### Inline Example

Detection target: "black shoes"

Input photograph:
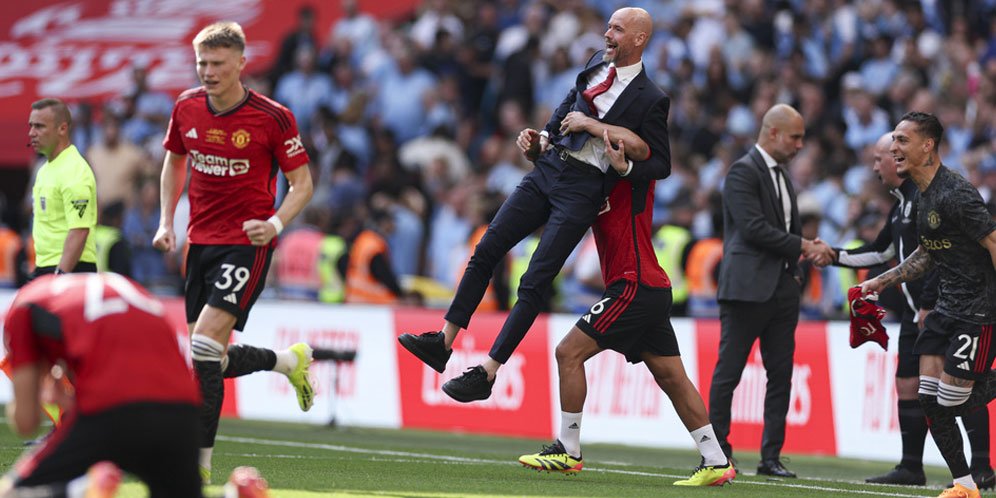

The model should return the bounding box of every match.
[442,365,495,402]
[974,467,996,490]
[398,331,451,373]
[757,458,796,478]
[865,465,926,486]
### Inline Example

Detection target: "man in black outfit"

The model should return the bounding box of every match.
[860,112,996,498]
[398,7,671,402]
[830,132,993,487]
[709,104,833,478]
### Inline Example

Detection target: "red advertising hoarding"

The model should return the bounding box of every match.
[0,0,416,167]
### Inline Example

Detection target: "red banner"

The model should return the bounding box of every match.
[696,320,837,456]
[0,0,416,167]
[395,309,554,439]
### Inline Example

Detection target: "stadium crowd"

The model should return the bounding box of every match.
[2,0,995,321]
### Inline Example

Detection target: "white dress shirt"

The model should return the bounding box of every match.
[755,144,791,231]
[540,60,642,174]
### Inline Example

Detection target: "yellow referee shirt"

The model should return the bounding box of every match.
[32,145,97,267]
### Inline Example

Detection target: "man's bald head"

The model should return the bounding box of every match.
[760,104,802,135]
[872,131,901,188]
[604,7,653,66]
[616,7,653,36]
[757,104,805,164]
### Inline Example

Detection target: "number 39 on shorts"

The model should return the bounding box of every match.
[215,263,250,292]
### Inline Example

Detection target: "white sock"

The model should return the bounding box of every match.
[199,447,214,471]
[66,474,89,498]
[953,475,976,489]
[690,424,727,466]
[273,348,298,375]
[559,411,583,458]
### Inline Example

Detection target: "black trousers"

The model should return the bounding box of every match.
[445,150,606,363]
[31,262,97,280]
[709,271,800,461]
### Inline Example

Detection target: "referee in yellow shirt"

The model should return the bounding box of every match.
[28,98,97,278]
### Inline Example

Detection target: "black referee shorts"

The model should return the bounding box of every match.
[575,279,679,363]
[185,244,273,331]
[12,402,202,498]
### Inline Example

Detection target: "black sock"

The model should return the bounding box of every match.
[898,399,927,470]
[963,405,991,471]
[920,394,971,478]
[194,359,224,448]
[224,344,277,378]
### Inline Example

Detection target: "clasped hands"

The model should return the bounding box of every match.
[802,238,835,267]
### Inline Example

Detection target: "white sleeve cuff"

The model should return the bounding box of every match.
[619,159,634,177]
[539,130,549,138]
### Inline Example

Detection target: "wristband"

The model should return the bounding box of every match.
[267,215,284,235]
[619,159,634,177]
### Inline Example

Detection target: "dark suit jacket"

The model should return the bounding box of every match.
[542,51,671,183]
[718,146,803,303]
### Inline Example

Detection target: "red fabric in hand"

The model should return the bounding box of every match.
[848,286,889,350]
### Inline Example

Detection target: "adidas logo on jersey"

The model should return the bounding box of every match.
[223,293,237,304]
[958,361,971,371]
[186,128,199,139]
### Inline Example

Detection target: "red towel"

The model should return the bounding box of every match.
[848,286,889,350]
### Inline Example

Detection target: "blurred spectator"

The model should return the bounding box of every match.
[498,35,539,118]
[409,0,464,51]
[93,200,132,277]
[87,112,153,208]
[271,5,320,87]
[342,207,412,304]
[371,43,437,144]
[122,178,167,286]
[274,46,334,134]
[329,0,380,63]
[273,205,344,302]
[119,65,173,148]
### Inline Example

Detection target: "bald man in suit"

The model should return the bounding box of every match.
[709,104,832,477]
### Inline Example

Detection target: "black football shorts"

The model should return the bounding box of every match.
[185,244,273,331]
[576,279,679,363]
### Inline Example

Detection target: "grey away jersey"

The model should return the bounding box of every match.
[916,166,996,324]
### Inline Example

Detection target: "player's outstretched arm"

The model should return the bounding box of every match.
[152,152,188,252]
[860,245,934,295]
[243,165,313,246]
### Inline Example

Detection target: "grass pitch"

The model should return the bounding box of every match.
[0,417,963,497]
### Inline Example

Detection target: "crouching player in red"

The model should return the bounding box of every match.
[0,273,203,498]
[518,131,735,486]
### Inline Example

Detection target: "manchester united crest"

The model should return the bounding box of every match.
[927,210,941,229]
[232,129,251,149]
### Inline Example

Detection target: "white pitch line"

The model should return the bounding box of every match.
[215,435,931,498]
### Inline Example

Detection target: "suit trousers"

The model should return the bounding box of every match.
[445,151,606,363]
[709,271,800,461]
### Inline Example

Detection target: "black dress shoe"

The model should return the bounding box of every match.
[973,466,996,490]
[398,331,451,373]
[441,365,495,402]
[757,459,796,478]
[865,465,926,485]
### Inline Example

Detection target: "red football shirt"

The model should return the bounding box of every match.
[3,274,199,414]
[593,179,671,288]
[164,87,310,245]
